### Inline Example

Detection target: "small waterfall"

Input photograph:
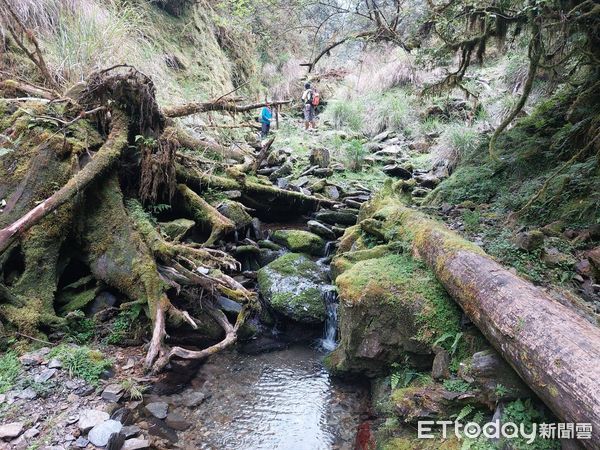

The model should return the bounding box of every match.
[320,286,338,351]
[317,241,337,266]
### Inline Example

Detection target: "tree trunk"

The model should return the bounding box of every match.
[397,206,600,446]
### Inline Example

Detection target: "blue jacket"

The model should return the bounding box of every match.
[260,107,272,124]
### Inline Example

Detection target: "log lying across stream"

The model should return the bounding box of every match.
[395,205,600,446]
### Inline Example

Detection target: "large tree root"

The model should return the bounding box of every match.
[150,301,249,373]
[176,184,235,246]
[0,110,128,254]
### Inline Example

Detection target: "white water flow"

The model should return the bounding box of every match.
[320,286,338,351]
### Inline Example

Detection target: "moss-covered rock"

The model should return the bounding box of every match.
[329,253,462,375]
[159,218,195,241]
[216,200,253,229]
[271,229,325,256]
[257,253,327,324]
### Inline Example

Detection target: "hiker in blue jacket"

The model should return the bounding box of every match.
[259,102,273,139]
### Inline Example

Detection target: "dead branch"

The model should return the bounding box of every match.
[163,99,291,118]
[252,136,276,172]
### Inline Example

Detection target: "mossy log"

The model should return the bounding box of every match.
[390,203,600,446]
[176,164,337,218]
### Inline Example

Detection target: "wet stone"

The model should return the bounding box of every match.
[165,412,191,431]
[106,432,126,450]
[121,425,141,438]
[148,418,178,443]
[181,391,206,408]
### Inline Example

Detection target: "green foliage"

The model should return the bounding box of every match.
[342,139,367,171]
[494,383,509,398]
[443,378,472,393]
[0,352,21,394]
[105,306,142,345]
[455,404,475,422]
[370,89,415,135]
[461,210,481,233]
[65,312,96,344]
[500,399,560,449]
[433,331,463,356]
[390,364,430,389]
[49,345,111,385]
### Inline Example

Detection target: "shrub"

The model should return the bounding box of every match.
[104,306,142,345]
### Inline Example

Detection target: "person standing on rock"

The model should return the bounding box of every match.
[302,82,319,130]
[259,102,273,139]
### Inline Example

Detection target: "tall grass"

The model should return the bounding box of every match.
[432,124,481,170]
[324,99,364,131]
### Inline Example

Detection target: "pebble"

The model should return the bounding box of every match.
[74,437,89,448]
[88,420,123,447]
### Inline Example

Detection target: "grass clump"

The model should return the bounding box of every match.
[0,352,21,394]
[49,344,111,385]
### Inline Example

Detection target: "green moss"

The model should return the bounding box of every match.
[337,254,461,347]
[271,229,325,256]
[257,253,327,324]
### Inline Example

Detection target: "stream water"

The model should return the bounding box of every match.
[173,345,369,449]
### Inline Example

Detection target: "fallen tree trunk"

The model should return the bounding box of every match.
[0,110,128,255]
[395,205,600,446]
[163,99,291,118]
[176,164,338,218]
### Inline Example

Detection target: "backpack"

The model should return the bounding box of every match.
[311,90,320,106]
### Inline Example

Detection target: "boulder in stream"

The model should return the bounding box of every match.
[257,253,327,324]
[327,253,462,375]
[271,229,325,256]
